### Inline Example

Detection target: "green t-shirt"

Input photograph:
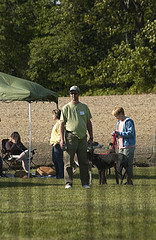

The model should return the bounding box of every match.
[60,102,92,139]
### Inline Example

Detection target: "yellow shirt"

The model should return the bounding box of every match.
[50,120,61,146]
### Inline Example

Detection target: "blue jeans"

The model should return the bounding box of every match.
[52,144,64,178]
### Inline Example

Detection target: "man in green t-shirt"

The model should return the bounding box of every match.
[60,86,93,189]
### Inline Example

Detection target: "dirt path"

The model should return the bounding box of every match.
[0,94,156,164]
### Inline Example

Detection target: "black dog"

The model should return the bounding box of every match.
[73,142,103,182]
[87,147,133,185]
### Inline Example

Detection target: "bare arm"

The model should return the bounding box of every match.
[60,120,65,149]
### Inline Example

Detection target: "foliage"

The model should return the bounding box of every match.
[0,0,155,95]
[0,0,35,77]
[94,41,155,94]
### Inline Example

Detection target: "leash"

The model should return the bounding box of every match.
[90,134,117,156]
[98,133,117,155]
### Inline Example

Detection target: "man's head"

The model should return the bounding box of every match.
[69,86,80,103]
[69,86,80,93]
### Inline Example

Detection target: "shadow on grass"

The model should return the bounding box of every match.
[0,181,63,188]
[90,173,156,180]
[106,174,156,180]
[73,171,156,180]
[0,209,35,214]
[133,175,156,180]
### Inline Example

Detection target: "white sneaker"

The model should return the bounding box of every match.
[82,185,90,189]
[65,184,72,189]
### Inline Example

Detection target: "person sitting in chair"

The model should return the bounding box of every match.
[5,132,29,173]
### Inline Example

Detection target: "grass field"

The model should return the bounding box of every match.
[0,167,156,240]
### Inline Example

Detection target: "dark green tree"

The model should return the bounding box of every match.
[91,0,156,94]
[27,0,97,94]
[0,0,35,78]
[0,0,155,94]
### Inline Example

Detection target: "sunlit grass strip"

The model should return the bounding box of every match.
[0,167,156,240]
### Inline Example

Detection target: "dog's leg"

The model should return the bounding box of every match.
[114,166,119,184]
[102,170,107,184]
[89,170,92,185]
[121,168,127,184]
[89,169,92,185]
[104,170,107,184]
[105,168,111,176]
[88,161,92,185]
[99,170,102,184]
[121,173,124,184]
[101,170,104,184]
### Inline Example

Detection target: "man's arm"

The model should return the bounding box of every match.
[87,119,93,142]
[60,120,65,149]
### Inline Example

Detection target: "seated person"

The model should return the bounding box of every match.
[5,132,29,173]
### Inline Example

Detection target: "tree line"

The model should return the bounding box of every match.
[0,0,155,96]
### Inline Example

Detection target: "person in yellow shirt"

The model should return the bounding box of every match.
[50,109,64,178]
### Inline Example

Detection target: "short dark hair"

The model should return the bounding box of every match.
[52,109,61,119]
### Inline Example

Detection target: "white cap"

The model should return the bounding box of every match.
[69,86,80,92]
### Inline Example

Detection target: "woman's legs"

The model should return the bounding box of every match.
[17,150,29,173]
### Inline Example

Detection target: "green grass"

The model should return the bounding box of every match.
[0,167,156,240]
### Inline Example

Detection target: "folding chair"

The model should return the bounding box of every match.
[1,139,36,173]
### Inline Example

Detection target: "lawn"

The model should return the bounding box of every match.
[0,167,156,240]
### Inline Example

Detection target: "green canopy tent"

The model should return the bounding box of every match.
[0,72,58,177]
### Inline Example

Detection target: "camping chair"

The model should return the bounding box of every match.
[1,139,36,173]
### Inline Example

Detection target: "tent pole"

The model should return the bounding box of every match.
[28,102,31,178]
